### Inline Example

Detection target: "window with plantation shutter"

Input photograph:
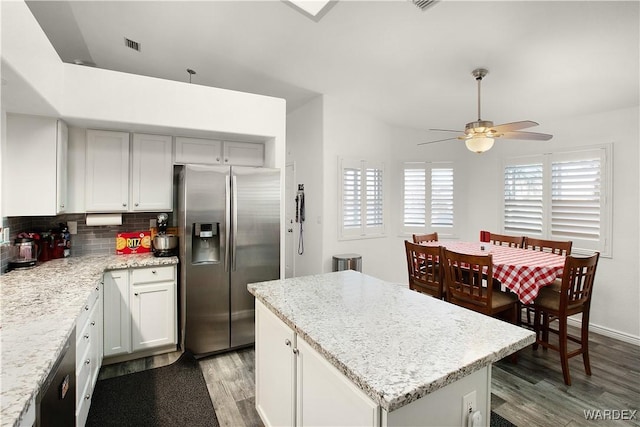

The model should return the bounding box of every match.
[339,158,385,238]
[502,146,610,256]
[503,162,544,235]
[402,162,455,235]
[551,155,602,242]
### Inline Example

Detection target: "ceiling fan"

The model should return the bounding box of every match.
[419,68,553,153]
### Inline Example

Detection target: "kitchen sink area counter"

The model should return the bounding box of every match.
[249,270,536,425]
[0,253,178,427]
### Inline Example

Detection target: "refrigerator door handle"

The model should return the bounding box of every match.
[225,174,231,272]
[232,174,238,271]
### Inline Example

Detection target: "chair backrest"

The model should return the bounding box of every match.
[489,233,524,248]
[523,237,572,256]
[412,232,438,244]
[404,241,443,298]
[559,252,600,313]
[441,248,493,313]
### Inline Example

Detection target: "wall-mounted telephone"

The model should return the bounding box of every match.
[295,184,305,254]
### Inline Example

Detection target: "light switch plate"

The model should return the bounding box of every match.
[68,221,78,235]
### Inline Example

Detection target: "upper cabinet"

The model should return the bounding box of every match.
[85,130,130,212]
[85,131,173,212]
[3,114,68,216]
[131,134,173,211]
[175,137,264,167]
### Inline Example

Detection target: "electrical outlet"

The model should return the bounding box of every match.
[462,391,476,426]
[68,221,78,235]
[150,219,157,228]
[3,227,10,243]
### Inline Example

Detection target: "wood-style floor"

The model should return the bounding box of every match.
[99,326,639,427]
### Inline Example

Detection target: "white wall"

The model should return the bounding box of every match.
[286,96,324,276]
[320,96,398,281]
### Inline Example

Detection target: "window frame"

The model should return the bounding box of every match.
[338,157,386,240]
[401,161,457,238]
[501,144,612,257]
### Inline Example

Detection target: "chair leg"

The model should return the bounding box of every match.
[559,317,571,386]
[542,313,550,349]
[532,307,540,351]
[582,312,592,376]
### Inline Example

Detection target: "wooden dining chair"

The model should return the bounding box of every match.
[412,232,438,244]
[441,248,518,322]
[523,237,572,256]
[489,233,524,248]
[532,252,600,386]
[404,241,444,299]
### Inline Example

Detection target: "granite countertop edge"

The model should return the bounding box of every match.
[0,253,179,427]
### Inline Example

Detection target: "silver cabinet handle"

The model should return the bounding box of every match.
[285,339,291,347]
[151,270,157,274]
[84,334,89,339]
[225,158,229,163]
[216,157,220,162]
[292,348,299,355]
[84,305,89,311]
[134,293,139,296]
[91,321,96,326]
[85,359,90,365]
[60,204,65,208]
[85,394,90,400]
[95,285,100,291]
[122,203,127,207]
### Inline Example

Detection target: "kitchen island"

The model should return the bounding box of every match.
[249,270,535,426]
[0,253,178,427]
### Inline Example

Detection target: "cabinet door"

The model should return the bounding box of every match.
[3,114,60,216]
[130,281,176,352]
[56,120,69,213]
[255,301,295,427]
[103,271,131,357]
[296,337,379,427]
[174,137,222,164]
[223,141,264,166]
[131,134,173,211]
[85,130,130,212]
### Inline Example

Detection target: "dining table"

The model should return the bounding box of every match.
[421,241,566,304]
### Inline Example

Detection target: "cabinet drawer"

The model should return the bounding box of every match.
[77,281,101,330]
[76,377,92,427]
[76,346,93,408]
[131,265,174,284]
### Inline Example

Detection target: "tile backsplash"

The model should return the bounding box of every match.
[1,213,173,274]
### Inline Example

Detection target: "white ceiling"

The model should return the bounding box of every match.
[25,1,639,137]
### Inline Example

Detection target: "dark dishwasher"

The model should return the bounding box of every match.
[36,327,76,426]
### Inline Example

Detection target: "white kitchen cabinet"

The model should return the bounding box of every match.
[85,130,130,212]
[130,266,177,351]
[256,300,296,427]
[255,301,378,427]
[76,280,103,427]
[174,136,264,166]
[131,133,173,211]
[174,136,222,164]
[222,141,264,166]
[3,114,68,216]
[103,270,131,357]
[103,265,177,361]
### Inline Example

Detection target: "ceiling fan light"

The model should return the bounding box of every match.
[465,137,494,153]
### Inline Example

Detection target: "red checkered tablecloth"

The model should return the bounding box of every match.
[422,241,565,304]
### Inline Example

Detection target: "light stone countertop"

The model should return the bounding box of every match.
[248,270,536,413]
[0,253,178,427]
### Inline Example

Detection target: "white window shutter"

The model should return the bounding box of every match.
[342,166,362,230]
[431,168,454,227]
[365,167,383,228]
[503,163,544,235]
[403,168,426,227]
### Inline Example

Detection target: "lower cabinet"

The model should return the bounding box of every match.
[255,300,379,427]
[103,265,177,359]
[76,280,103,427]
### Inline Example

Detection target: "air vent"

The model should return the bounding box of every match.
[411,0,438,11]
[124,38,141,52]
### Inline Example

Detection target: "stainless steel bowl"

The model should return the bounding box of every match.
[153,234,178,250]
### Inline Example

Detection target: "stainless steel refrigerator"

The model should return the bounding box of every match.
[178,164,280,356]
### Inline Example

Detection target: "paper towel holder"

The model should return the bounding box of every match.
[85,213,123,226]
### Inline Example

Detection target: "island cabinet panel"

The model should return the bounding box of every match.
[296,337,379,427]
[255,301,378,427]
[255,301,296,427]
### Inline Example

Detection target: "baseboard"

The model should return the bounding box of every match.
[567,317,640,346]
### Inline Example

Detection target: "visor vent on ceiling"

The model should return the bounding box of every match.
[411,0,438,11]
[124,38,141,52]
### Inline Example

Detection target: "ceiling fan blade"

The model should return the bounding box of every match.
[500,131,553,141]
[429,128,464,133]
[418,137,459,146]
[491,120,539,133]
